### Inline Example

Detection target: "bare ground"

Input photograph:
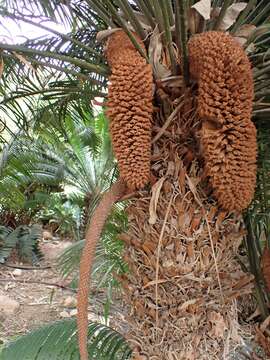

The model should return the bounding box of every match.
[0,241,77,343]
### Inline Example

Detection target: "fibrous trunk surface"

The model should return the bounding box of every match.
[119,99,253,359]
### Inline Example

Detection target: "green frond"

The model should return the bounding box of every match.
[245,0,270,26]
[0,224,42,263]
[0,108,115,198]
[249,122,270,244]
[0,226,14,261]
[0,319,132,360]
[0,0,73,26]
[58,203,127,286]
[57,239,83,279]
[244,120,270,319]
[16,224,43,263]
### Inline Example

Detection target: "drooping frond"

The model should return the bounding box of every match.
[0,319,132,360]
[0,3,108,136]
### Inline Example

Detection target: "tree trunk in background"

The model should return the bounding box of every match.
[119,94,254,359]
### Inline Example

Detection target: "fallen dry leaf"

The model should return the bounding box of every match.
[260,314,270,333]
[180,298,197,310]
[256,326,270,356]
[186,174,203,207]
[208,311,227,339]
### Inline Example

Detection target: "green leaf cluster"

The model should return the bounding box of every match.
[0,223,42,264]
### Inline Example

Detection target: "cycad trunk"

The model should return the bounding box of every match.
[119,94,253,359]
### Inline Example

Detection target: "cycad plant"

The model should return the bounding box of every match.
[0,1,270,359]
[0,223,43,264]
[0,112,115,230]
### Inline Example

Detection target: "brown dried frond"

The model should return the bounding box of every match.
[120,149,254,358]
[188,31,257,211]
[261,246,270,293]
[106,30,153,190]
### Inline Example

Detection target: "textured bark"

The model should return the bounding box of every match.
[77,179,126,360]
[188,31,257,212]
[120,106,254,360]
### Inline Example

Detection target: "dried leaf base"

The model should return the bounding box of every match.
[119,103,254,360]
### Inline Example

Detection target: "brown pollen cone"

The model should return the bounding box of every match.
[105,30,153,191]
[188,31,257,212]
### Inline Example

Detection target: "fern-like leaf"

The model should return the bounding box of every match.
[0,319,131,360]
[0,224,42,263]
[17,224,43,263]
[0,226,20,262]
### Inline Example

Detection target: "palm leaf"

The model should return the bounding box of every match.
[16,224,43,263]
[0,225,13,261]
[58,203,127,286]
[0,109,115,212]
[244,120,270,318]
[0,226,20,262]
[0,224,42,263]
[0,319,132,360]
[0,0,73,25]
[57,239,83,280]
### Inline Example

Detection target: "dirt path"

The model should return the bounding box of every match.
[0,241,78,345]
[0,239,125,352]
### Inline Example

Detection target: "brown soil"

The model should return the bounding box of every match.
[0,241,75,343]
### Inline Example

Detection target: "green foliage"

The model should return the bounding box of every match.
[55,194,128,324]
[244,120,270,319]
[93,204,128,290]
[0,223,42,264]
[250,122,270,248]
[0,319,131,360]
[0,0,268,140]
[0,111,115,219]
[35,193,80,238]
[58,203,128,288]
[0,0,107,140]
